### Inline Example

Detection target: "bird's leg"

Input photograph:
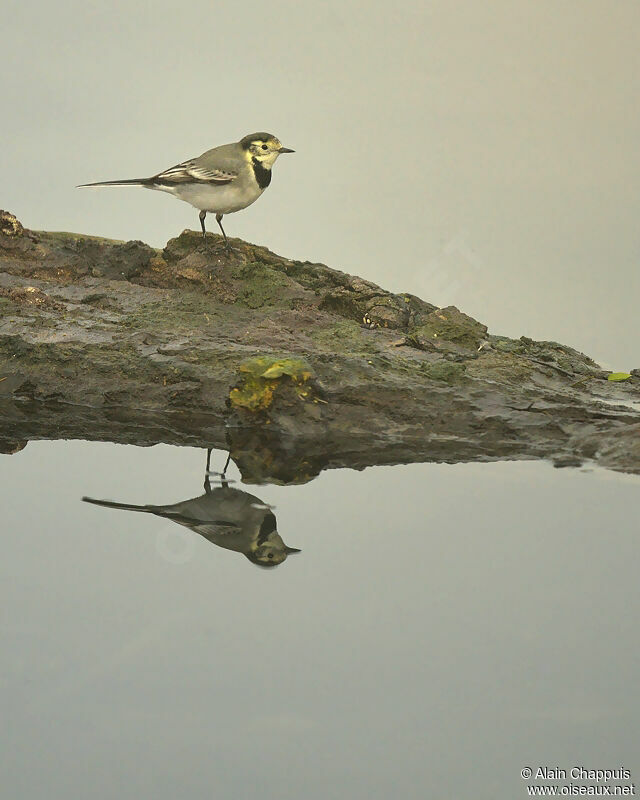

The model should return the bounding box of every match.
[199,210,207,239]
[220,452,231,488]
[204,449,232,491]
[204,447,213,494]
[215,213,230,250]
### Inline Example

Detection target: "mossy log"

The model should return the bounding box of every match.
[1,210,639,483]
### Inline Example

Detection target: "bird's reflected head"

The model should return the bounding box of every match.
[244,510,301,567]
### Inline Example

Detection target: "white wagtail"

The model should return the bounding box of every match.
[78,132,294,245]
[82,451,301,567]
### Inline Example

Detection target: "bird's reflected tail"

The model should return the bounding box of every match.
[82,496,152,513]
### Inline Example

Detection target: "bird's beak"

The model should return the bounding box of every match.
[285,546,301,554]
[279,146,295,154]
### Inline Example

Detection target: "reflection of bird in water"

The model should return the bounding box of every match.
[82,451,301,567]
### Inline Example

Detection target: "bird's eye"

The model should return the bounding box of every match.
[268,553,274,559]
[261,144,268,150]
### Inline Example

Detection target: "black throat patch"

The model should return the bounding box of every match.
[251,157,272,189]
[257,512,277,545]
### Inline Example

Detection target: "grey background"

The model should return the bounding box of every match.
[4,0,639,368]
[3,4,640,796]
[1,442,639,799]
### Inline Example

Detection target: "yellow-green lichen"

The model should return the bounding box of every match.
[229,356,315,412]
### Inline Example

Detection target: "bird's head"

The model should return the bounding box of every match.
[240,132,295,168]
[245,541,301,567]
[244,510,301,567]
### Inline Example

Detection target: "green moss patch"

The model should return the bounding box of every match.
[410,306,487,351]
[231,262,297,309]
[310,319,370,350]
[423,361,467,383]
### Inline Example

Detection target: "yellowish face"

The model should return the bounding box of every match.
[245,529,300,567]
[253,544,289,565]
[246,136,285,168]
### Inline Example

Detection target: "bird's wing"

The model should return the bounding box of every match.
[152,160,238,185]
[151,507,242,530]
[191,522,245,542]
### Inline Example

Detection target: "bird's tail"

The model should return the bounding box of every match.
[77,178,151,188]
[82,496,154,513]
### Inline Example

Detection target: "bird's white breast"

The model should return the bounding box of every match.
[154,181,264,214]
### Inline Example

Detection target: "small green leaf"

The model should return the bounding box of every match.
[607,372,632,382]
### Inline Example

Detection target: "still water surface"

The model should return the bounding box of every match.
[1,441,638,799]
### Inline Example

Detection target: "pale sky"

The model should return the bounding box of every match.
[4,0,639,367]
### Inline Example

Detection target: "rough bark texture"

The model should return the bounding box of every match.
[1,210,638,483]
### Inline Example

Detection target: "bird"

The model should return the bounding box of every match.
[78,132,294,246]
[82,451,301,567]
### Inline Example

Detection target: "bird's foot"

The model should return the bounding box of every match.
[199,235,239,255]
[220,241,241,256]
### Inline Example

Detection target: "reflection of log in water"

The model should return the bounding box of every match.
[83,450,301,567]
